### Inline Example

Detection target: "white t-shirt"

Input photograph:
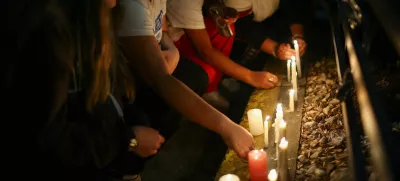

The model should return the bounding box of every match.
[118,0,167,44]
[167,0,278,41]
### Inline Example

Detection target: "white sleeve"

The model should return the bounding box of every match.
[118,0,154,37]
[167,0,205,29]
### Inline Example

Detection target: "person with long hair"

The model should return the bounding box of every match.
[117,0,254,169]
[5,0,159,180]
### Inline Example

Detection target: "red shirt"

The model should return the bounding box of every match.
[174,10,251,93]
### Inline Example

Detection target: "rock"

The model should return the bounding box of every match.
[296,170,304,175]
[323,106,331,115]
[331,136,346,146]
[325,156,335,162]
[335,153,348,160]
[330,168,350,181]
[307,165,317,174]
[310,151,320,159]
[296,174,306,180]
[330,98,340,105]
[298,155,306,162]
[315,168,327,177]
[310,140,319,148]
[315,62,321,68]
[319,137,328,145]
[326,163,336,173]
[304,121,316,128]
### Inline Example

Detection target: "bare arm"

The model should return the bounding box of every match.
[120,35,234,136]
[184,29,253,85]
[160,16,179,74]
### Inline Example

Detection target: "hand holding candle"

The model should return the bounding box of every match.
[247,109,264,136]
[248,149,268,181]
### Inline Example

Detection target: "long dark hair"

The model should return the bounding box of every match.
[64,0,135,110]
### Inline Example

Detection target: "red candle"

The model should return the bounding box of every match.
[248,149,268,181]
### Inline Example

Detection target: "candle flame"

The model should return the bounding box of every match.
[279,137,288,149]
[293,40,298,45]
[279,119,286,128]
[291,56,296,61]
[289,89,294,95]
[268,169,278,180]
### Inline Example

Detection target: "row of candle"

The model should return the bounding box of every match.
[219,40,302,180]
[287,40,302,113]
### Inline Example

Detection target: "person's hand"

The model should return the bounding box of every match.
[132,126,165,158]
[248,71,279,89]
[295,38,307,56]
[275,43,296,61]
[162,47,180,73]
[222,123,254,158]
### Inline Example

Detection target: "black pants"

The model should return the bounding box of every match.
[112,58,209,176]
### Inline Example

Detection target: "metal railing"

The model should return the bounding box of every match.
[329,0,399,180]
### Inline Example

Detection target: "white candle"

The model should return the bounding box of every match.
[291,57,298,101]
[274,118,281,144]
[219,174,240,181]
[279,119,287,141]
[279,138,289,181]
[276,103,283,119]
[264,116,270,147]
[247,109,264,136]
[287,60,291,82]
[275,103,283,144]
[289,89,295,112]
[293,40,302,77]
[268,169,278,181]
[294,72,298,101]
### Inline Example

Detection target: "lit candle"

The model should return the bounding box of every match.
[274,118,280,144]
[291,56,298,101]
[279,119,287,141]
[293,40,302,77]
[289,89,295,112]
[264,116,270,148]
[275,104,283,144]
[248,149,268,181]
[279,138,289,181]
[219,174,240,181]
[276,103,283,119]
[268,169,278,181]
[247,109,264,136]
[287,60,291,82]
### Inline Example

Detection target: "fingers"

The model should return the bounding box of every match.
[158,135,165,144]
[261,81,275,89]
[268,73,279,86]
